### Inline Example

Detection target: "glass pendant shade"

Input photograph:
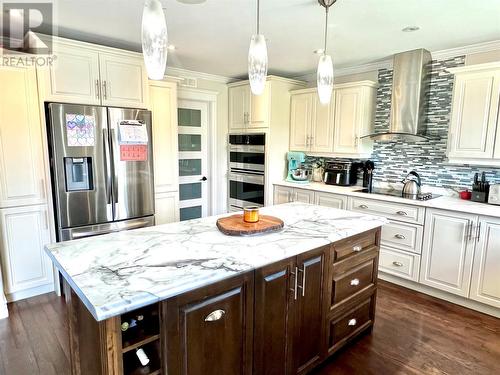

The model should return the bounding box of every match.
[141,0,168,80]
[248,34,268,95]
[317,54,334,105]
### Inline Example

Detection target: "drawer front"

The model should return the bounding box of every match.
[379,247,421,281]
[332,230,378,262]
[327,295,375,354]
[331,259,376,308]
[381,221,423,254]
[349,197,425,224]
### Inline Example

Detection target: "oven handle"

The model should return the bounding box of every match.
[229,173,265,185]
[229,145,265,153]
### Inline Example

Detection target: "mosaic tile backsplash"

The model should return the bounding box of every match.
[307,55,500,192]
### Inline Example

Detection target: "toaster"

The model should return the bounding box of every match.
[488,184,500,205]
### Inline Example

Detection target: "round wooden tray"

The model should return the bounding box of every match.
[216,214,284,236]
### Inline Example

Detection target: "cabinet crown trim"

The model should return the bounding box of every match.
[448,62,500,74]
[228,75,307,88]
[290,80,378,95]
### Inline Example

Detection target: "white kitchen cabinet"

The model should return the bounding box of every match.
[0,205,53,301]
[0,265,7,318]
[333,83,376,155]
[469,217,500,308]
[149,80,179,193]
[0,65,47,208]
[228,82,270,130]
[314,191,347,209]
[294,188,315,204]
[311,96,335,152]
[289,92,313,151]
[447,63,500,164]
[379,247,421,282]
[155,191,180,225]
[420,209,477,297]
[38,37,148,108]
[99,52,148,108]
[39,42,101,105]
[274,185,293,204]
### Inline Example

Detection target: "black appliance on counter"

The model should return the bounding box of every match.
[363,160,375,192]
[324,161,358,186]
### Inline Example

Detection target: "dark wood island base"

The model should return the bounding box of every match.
[66,228,381,375]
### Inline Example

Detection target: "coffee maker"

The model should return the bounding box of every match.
[286,152,309,183]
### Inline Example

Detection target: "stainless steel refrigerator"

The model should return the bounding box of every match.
[47,103,155,241]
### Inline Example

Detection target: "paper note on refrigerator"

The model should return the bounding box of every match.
[118,120,148,145]
[66,114,96,147]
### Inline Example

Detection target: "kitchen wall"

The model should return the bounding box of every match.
[308,54,500,191]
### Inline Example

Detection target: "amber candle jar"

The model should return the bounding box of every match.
[243,206,260,223]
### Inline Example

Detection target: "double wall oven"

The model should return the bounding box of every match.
[228,133,266,212]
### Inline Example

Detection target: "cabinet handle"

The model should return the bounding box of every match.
[396,211,408,216]
[394,234,406,240]
[476,222,481,243]
[95,80,100,99]
[204,309,225,322]
[290,267,298,300]
[359,204,368,209]
[309,136,314,146]
[297,267,306,297]
[43,210,49,230]
[392,261,403,267]
[466,221,472,242]
[350,278,360,286]
[355,135,359,147]
[102,80,107,99]
[352,245,362,252]
[348,318,357,326]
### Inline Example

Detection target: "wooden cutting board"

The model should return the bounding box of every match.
[216,214,284,236]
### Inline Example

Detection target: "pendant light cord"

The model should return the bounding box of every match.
[323,6,329,54]
[257,0,260,34]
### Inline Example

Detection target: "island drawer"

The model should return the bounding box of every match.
[331,229,378,263]
[381,220,423,254]
[349,197,425,224]
[330,255,377,309]
[326,294,375,356]
[379,247,421,282]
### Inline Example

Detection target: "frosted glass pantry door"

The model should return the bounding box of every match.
[178,100,209,221]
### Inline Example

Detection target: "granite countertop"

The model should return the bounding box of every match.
[45,203,387,321]
[274,181,500,218]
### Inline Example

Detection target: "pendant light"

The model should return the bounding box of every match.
[317,0,337,105]
[142,0,168,80]
[248,0,268,95]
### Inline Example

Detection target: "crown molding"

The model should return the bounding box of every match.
[294,39,500,82]
[166,66,234,84]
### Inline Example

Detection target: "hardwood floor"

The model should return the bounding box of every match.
[0,281,498,375]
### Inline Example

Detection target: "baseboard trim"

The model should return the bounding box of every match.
[379,273,500,318]
[6,283,55,303]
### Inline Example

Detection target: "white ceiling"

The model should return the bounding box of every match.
[21,0,500,78]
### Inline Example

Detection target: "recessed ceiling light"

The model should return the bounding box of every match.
[167,44,176,51]
[402,26,420,32]
[314,48,325,55]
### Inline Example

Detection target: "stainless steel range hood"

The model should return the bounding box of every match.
[363,48,432,142]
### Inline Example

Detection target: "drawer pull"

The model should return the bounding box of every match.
[204,309,225,322]
[350,278,360,286]
[396,211,408,216]
[394,234,406,240]
[352,245,362,252]
[392,261,404,267]
[359,204,369,209]
[348,318,357,326]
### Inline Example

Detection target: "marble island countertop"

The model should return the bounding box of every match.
[275,181,500,218]
[45,203,387,321]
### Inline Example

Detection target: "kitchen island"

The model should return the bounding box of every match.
[45,203,387,375]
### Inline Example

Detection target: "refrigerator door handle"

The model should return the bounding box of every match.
[110,128,119,203]
[102,129,112,204]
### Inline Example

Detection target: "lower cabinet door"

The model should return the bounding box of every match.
[254,258,296,375]
[470,217,500,308]
[274,186,293,204]
[164,273,254,375]
[314,192,347,210]
[294,188,315,204]
[293,247,326,374]
[154,191,179,224]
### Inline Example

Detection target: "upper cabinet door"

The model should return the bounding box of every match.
[290,93,313,151]
[40,43,101,105]
[0,66,46,208]
[420,209,477,297]
[470,217,500,308]
[333,86,362,154]
[99,52,148,108]
[448,71,500,159]
[310,95,334,153]
[248,85,269,128]
[229,85,250,130]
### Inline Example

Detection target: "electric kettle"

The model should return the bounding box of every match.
[402,171,422,196]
